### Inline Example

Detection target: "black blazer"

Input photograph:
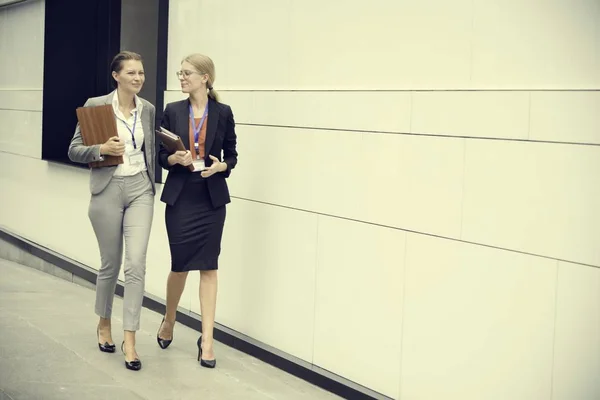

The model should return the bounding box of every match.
[158,98,238,208]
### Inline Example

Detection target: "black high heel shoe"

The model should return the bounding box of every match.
[97,327,115,353]
[197,335,216,369]
[121,341,142,371]
[156,318,173,349]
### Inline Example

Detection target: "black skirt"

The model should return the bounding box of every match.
[165,173,226,272]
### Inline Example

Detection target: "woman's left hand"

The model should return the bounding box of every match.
[201,155,227,178]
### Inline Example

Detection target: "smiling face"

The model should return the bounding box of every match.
[178,60,208,95]
[112,59,145,94]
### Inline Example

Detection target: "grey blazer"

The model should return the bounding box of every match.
[67,91,156,195]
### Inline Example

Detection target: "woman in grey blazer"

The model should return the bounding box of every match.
[68,51,156,371]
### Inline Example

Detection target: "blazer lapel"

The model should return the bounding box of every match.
[178,99,191,151]
[204,99,220,160]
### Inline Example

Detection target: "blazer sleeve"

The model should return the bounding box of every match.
[158,103,174,170]
[67,99,104,164]
[220,105,238,178]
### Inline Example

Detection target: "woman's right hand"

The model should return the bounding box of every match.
[168,150,192,166]
[100,136,125,156]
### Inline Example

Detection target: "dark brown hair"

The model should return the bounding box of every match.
[110,51,143,88]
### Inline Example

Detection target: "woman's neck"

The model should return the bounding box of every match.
[116,88,135,112]
[189,91,208,111]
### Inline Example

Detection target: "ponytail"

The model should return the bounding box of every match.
[208,87,220,103]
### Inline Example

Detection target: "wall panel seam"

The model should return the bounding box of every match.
[229,196,600,270]
[0,108,42,112]
[236,123,600,147]
[166,89,600,93]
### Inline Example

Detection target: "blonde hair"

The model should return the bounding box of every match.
[182,53,220,102]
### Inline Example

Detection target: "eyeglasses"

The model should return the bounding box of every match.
[176,70,207,79]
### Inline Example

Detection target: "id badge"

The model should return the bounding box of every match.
[129,153,144,166]
[192,159,205,172]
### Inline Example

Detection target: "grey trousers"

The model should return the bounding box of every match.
[88,171,154,331]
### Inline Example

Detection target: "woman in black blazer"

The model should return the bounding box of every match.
[156,53,238,368]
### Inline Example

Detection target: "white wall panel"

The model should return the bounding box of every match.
[287,0,473,90]
[168,0,473,90]
[165,90,412,134]
[552,262,600,400]
[314,216,405,398]
[230,126,465,238]
[361,133,465,238]
[0,89,42,111]
[167,0,293,90]
[0,154,99,265]
[0,109,41,158]
[223,91,412,134]
[411,91,530,139]
[227,125,320,211]
[0,1,44,159]
[0,0,44,89]
[462,140,600,266]
[167,89,600,147]
[168,0,600,91]
[530,91,600,144]
[471,0,600,89]
[400,234,557,400]
[215,200,318,363]
[163,90,186,107]
[596,18,600,79]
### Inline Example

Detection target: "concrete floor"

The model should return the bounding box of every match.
[0,259,341,400]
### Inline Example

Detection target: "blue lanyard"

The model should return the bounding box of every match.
[189,103,209,145]
[119,111,138,149]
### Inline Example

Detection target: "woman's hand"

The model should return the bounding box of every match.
[168,150,192,166]
[100,136,125,156]
[201,155,227,178]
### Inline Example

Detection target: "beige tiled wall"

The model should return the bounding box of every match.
[1,0,599,399]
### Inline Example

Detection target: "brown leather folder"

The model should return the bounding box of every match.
[75,104,123,168]
[156,127,195,171]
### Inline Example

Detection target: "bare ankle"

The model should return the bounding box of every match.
[98,318,111,328]
[164,313,176,322]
